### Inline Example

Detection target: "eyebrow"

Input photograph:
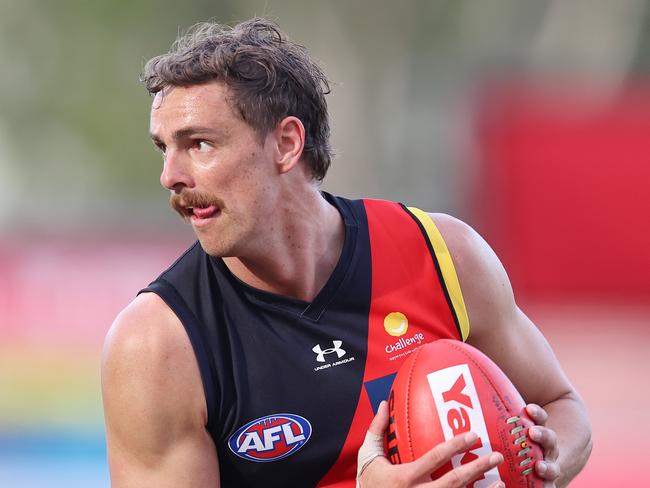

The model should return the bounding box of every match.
[149,126,220,143]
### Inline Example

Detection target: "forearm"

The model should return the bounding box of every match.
[543,392,592,487]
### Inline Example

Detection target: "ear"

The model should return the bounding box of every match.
[272,116,305,174]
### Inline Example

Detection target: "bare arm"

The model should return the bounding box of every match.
[102,293,220,488]
[431,213,592,487]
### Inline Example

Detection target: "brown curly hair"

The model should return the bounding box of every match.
[141,18,332,181]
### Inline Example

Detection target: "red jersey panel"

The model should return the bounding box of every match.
[317,199,467,487]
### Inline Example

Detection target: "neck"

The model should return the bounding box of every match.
[223,189,345,302]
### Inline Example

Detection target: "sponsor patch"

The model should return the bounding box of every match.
[228,413,312,462]
[385,332,426,355]
[381,312,430,360]
[384,312,409,337]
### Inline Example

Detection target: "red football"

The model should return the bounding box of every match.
[386,339,543,487]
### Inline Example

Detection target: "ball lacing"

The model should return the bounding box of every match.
[506,416,534,476]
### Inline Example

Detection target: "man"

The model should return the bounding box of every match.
[102,18,591,488]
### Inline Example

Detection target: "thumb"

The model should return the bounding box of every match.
[358,400,390,484]
[368,400,389,436]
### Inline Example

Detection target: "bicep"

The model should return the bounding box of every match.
[470,305,574,407]
[102,294,220,488]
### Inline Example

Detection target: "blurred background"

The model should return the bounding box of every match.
[1,0,649,486]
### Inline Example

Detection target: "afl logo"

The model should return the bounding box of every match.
[228,413,312,462]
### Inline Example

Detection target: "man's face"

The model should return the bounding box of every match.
[149,81,278,257]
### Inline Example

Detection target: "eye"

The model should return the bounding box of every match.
[196,140,212,152]
[153,142,166,155]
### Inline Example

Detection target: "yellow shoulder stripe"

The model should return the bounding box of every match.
[408,207,470,341]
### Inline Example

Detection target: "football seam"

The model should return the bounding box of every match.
[405,345,422,463]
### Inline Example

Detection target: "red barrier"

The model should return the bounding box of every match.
[0,236,191,346]
[474,82,650,299]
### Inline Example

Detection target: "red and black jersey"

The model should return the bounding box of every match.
[140,194,469,487]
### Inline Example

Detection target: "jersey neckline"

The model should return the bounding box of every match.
[212,192,359,322]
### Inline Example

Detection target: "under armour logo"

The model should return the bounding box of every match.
[312,340,346,363]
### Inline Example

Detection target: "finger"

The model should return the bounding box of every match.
[368,400,389,436]
[525,404,548,426]
[535,459,561,481]
[423,451,504,488]
[412,432,480,478]
[528,426,559,460]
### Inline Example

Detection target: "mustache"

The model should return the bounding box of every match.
[170,191,221,217]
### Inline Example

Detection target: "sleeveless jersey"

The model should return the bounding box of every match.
[139,194,469,488]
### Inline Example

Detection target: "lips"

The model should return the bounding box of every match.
[170,192,221,224]
[187,205,219,222]
[190,205,219,219]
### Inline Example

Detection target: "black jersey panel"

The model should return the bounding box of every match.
[139,195,373,488]
[139,279,218,430]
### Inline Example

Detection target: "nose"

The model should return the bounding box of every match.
[160,149,194,192]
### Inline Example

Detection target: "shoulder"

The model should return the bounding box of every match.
[426,213,509,288]
[426,213,516,339]
[103,293,198,385]
[102,293,207,460]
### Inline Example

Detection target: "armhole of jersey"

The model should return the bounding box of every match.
[139,280,218,431]
[405,206,470,341]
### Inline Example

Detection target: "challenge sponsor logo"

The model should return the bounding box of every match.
[228,413,312,462]
[313,340,355,371]
[385,332,425,354]
[383,312,427,360]
[384,312,409,337]
[427,364,502,486]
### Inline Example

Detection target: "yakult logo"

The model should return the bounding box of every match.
[427,364,502,487]
[228,413,312,462]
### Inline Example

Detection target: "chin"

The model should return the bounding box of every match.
[196,236,234,257]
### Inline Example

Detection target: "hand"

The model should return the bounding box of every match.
[526,404,560,487]
[357,401,504,488]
